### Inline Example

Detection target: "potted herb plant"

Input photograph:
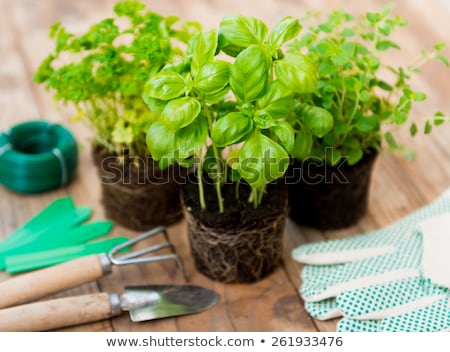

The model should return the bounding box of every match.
[286,5,449,229]
[143,14,319,282]
[34,0,200,230]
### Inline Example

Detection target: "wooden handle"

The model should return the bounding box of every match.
[0,293,116,331]
[0,254,110,309]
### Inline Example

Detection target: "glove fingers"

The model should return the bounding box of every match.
[293,193,450,266]
[337,318,380,332]
[301,255,420,301]
[292,228,393,265]
[304,299,342,320]
[381,296,450,332]
[337,277,445,319]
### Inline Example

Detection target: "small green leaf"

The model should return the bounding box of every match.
[160,97,201,131]
[269,17,302,47]
[142,95,167,114]
[275,54,317,93]
[238,133,289,189]
[325,148,343,166]
[146,121,175,161]
[315,39,337,57]
[410,122,418,136]
[203,85,230,104]
[257,80,293,107]
[413,92,427,102]
[272,121,295,153]
[424,120,432,134]
[384,131,399,150]
[292,128,313,160]
[174,116,208,159]
[302,105,334,138]
[190,29,218,77]
[434,112,446,126]
[261,97,294,119]
[226,149,240,170]
[219,14,268,48]
[436,55,450,67]
[343,138,363,165]
[355,116,380,132]
[376,40,400,51]
[230,45,270,102]
[434,42,446,51]
[112,120,133,146]
[211,112,253,147]
[341,28,355,37]
[144,72,185,100]
[204,85,230,104]
[253,110,275,129]
[194,60,231,94]
[341,42,356,57]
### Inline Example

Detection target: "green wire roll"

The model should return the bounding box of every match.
[0,120,78,193]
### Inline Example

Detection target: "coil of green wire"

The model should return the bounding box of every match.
[0,120,78,193]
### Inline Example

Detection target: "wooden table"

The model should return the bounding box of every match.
[0,0,449,332]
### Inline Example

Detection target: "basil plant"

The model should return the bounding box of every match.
[143,14,321,212]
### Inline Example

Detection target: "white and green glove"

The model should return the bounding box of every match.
[292,190,450,321]
[336,213,450,331]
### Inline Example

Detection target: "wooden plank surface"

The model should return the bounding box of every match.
[0,0,449,332]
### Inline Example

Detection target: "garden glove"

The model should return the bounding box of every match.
[292,189,450,320]
[337,294,450,332]
[336,212,450,331]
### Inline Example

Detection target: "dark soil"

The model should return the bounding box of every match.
[92,146,187,231]
[181,175,289,283]
[286,151,378,230]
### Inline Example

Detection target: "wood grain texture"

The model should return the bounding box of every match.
[0,292,113,331]
[0,254,106,309]
[0,0,449,332]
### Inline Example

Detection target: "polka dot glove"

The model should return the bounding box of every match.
[292,190,450,320]
[338,293,450,332]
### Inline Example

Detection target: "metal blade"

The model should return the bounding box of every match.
[121,285,220,322]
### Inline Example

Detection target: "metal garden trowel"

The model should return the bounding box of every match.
[0,284,220,331]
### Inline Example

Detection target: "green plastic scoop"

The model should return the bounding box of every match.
[0,220,113,271]
[5,236,129,274]
[0,197,75,250]
[0,206,93,270]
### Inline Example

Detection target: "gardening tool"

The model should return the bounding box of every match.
[0,284,220,331]
[0,226,186,309]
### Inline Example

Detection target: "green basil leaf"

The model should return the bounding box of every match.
[302,105,334,138]
[253,110,275,129]
[258,80,293,107]
[219,14,268,48]
[174,116,208,159]
[238,133,289,189]
[144,71,186,100]
[204,84,230,104]
[161,97,201,131]
[269,17,302,47]
[272,121,295,153]
[142,96,167,115]
[230,45,270,102]
[194,60,231,95]
[190,29,218,77]
[275,54,317,93]
[264,97,294,119]
[292,127,313,160]
[211,112,253,147]
[146,120,175,161]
